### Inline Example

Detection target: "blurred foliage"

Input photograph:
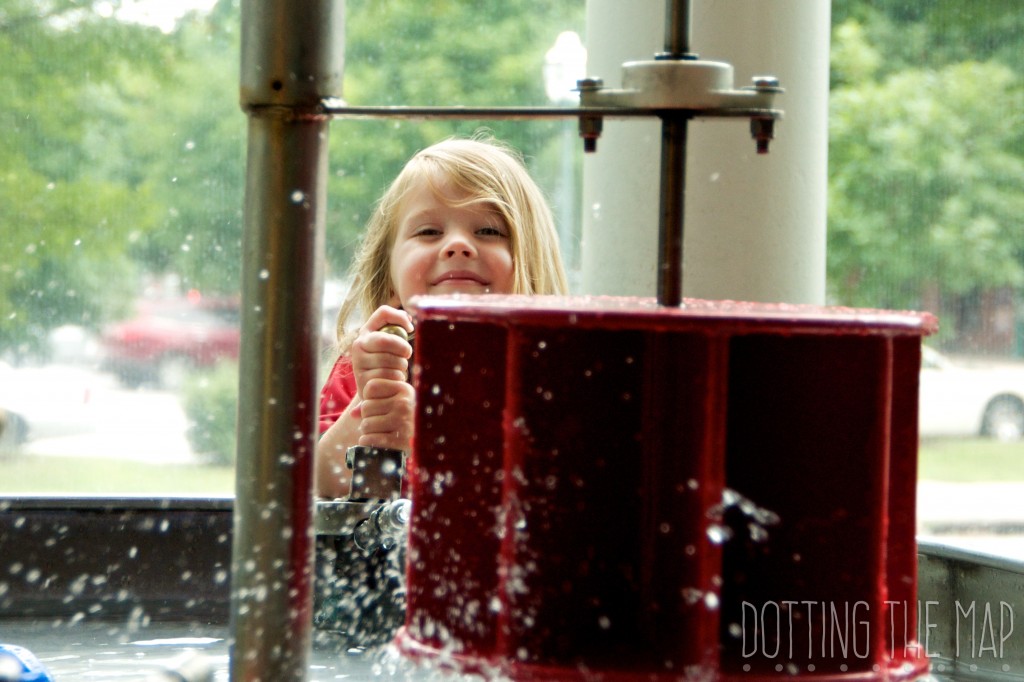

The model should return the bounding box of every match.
[0,0,584,357]
[0,0,168,354]
[832,1,1024,77]
[828,2,1024,325]
[182,359,238,466]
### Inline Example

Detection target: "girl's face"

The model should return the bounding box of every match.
[388,176,515,307]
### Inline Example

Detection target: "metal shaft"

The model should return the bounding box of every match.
[663,0,692,57]
[657,0,692,306]
[231,113,327,681]
[658,114,688,306]
[232,1,344,679]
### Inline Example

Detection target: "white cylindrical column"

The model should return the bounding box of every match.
[581,0,830,305]
[580,2,662,297]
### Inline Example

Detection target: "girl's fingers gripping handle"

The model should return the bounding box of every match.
[378,324,409,342]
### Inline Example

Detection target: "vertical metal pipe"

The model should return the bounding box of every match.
[657,0,692,306]
[663,0,692,57]
[231,114,328,681]
[657,114,688,307]
[232,1,343,680]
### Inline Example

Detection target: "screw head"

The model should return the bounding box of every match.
[752,76,782,91]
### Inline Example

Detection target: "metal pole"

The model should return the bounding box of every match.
[663,0,692,58]
[232,1,344,680]
[657,0,692,306]
[657,114,688,307]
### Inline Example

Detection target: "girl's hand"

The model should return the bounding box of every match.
[350,305,415,450]
[358,377,416,451]
[350,306,414,398]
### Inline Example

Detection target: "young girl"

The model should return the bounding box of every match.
[316,136,569,498]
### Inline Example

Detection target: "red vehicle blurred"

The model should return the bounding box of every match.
[100,295,241,389]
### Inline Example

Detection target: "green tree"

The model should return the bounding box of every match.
[828,18,1024,322]
[81,1,246,294]
[0,1,167,354]
[0,0,585,355]
[832,1,1024,76]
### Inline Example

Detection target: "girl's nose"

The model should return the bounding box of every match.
[442,234,476,258]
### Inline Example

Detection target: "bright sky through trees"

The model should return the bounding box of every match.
[112,0,218,32]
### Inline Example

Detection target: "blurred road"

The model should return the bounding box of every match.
[2,364,194,464]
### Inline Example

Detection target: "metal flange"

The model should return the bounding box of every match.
[580,59,782,114]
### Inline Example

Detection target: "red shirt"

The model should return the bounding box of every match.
[319,355,357,434]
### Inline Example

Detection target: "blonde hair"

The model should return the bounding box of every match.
[335,135,569,351]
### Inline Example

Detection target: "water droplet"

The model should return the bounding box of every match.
[259,269,270,280]
[598,615,611,630]
[290,190,305,203]
[706,524,732,545]
[682,587,703,605]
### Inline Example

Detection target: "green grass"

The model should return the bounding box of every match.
[0,455,234,495]
[0,438,1020,495]
[918,438,1024,482]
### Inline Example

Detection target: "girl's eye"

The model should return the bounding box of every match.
[478,226,508,237]
[413,226,442,237]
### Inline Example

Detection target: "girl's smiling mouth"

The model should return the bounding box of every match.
[431,270,489,286]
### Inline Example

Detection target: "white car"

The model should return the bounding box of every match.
[919,346,1024,441]
[0,362,99,450]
